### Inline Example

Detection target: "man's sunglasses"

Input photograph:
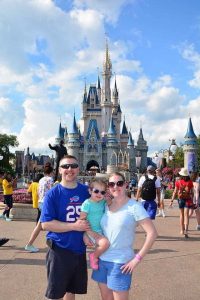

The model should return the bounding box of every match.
[108,180,124,188]
[91,188,106,196]
[59,163,79,169]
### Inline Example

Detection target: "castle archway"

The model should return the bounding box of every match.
[86,160,100,171]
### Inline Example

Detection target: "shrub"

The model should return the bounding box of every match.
[164,189,174,199]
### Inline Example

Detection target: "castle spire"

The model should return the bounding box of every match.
[138,127,144,140]
[121,117,128,135]
[103,38,112,72]
[184,117,197,139]
[69,112,78,134]
[108,115,116,135]
[113,75,118,99]
[127,131,134,146]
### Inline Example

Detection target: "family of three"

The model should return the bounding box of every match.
[41,155,157,300]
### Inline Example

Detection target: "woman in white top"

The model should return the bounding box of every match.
[92,172,157,300]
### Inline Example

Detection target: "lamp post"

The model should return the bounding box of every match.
[169,139,178,188]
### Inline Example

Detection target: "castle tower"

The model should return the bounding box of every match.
[135,127,148,171]
[66,113,80,160]
[183,117,198,172]
[106,115,119,174]
[101,41,113,134]
[127,131,136,172]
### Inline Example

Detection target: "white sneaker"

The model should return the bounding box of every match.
[25,244,39,253]
[156,212,162,217]
[162,212,166,218]
[5,217,12,222]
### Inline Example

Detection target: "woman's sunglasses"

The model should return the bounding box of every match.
[108,180,124,188]
[59,163,79,169]
[91,188,106,195]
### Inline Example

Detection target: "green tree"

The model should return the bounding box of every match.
[0,134,19,173]
[167,146,184,169]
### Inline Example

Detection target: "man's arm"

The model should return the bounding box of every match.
[48,143,57,151]
[41,219,90,232]
[136,187,141,201]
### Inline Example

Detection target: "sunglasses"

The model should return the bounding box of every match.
[108,180,124,188]
[91,188,106,196]
[59,163,79,169]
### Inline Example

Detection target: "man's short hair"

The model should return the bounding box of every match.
[147,165,155,172]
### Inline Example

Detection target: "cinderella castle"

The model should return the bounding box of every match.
[54,44,148,174]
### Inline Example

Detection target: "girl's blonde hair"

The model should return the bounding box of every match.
[89,179,107,190]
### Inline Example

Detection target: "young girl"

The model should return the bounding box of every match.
[80,179,110,270]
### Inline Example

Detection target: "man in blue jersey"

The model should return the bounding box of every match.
[41,155,91,300]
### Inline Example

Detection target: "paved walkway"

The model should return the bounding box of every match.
[0,201,200,300]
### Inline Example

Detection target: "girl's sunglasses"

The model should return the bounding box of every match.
[59,163,79,169]
[91,188,106,196]
[108,180,124,188]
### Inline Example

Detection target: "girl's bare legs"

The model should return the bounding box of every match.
[26,221,42,246]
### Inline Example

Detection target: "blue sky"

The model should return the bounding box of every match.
[1,0,200,156]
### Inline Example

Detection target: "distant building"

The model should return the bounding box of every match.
[15,147,53,177]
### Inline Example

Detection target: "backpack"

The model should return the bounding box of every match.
[178,183,190,200]
[141,175,157,200]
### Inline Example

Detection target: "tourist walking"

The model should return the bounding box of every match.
[136,165,161,220]
[27,173,44,223]
[25,163,54,252]
[41,155,90,300]
[170,168,193,238]
[156,169,169,218]
[80,179,110,270]
[0,173,15,221]
[92,172,157,300]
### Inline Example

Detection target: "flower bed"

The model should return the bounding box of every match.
[0,189,32,204]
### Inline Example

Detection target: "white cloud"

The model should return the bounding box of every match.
[180,44,200,89]
[73,0,132,23]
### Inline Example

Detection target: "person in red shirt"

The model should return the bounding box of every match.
[170,168,193,238]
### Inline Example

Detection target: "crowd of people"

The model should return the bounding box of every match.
[0,159,200,299]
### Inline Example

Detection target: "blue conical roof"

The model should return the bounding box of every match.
[69,114,78,134]
[127,131,134,146]
[57,122,65,139]
[108,116,116,135]
[121,119,128,135]
[184,117,197,139]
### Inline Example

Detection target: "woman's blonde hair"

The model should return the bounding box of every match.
[108,172,125,182]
